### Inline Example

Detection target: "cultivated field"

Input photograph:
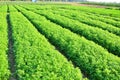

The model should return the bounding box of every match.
[0,2,120,80]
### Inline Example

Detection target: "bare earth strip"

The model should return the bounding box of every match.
[7,6,17,80]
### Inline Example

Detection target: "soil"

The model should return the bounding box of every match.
[7,6,17,80]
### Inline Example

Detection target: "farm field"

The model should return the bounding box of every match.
[80,2,120,8]
[0,2,120,80]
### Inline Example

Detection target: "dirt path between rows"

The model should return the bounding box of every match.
[7,5,17,80]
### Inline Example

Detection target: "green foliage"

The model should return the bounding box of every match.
[23,7,120,57]
[25,5,120,28]
[9,10,83,79]
[78,12,120,28]
[81,2,120,7]
[0,13,10,80]
[64,5,120,18]
[9,5,18,12]
[0,3,119,80]
[53,5,120,21]
[0,5,7,12]
[53,10,120,34]
[16,6,120,80]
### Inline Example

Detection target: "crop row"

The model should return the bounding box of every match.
[0,5,7,12]
[20,5,120,21]
[25,4,120,21]
[24,5,120,28]
[52,9,120,36]
[93,13,120,21]
[9,8,83,79]
[56,5,120,19]
[53,9,120,28]
[8,5,18,12]
[81,2,120,7]
[65,6,120,21]
[0,10,10,79]
[16,5,120,80]
[79,12,120,28]
[21,5,120,33]
[21,5,120,21]
[21,6,120,57]
[47,5,120,21]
